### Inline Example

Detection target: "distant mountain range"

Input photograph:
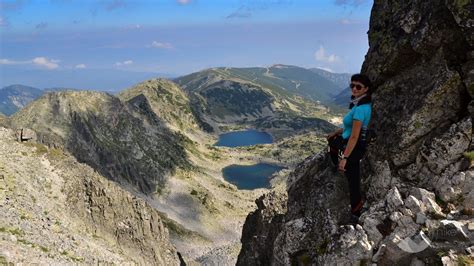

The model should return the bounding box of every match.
[309,68,351,90]
[177,65,349,105]
[0,67,172,92]
[0,85,44,116]
[0,65,352,117]
[175,65,344,137]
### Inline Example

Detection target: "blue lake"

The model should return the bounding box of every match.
[222,163,284,190]
[214,129,273,147]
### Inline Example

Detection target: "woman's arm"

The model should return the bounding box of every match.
[338,120,362,171]
[343,120,362,157]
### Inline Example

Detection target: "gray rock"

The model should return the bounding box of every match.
[430,220,469,242]
[440,250,463,266]
[416,213,427,225]
[468,223,474,231]
[386,187,404,212]
[410,188,445,218]
[464,191,474,208]
[16,128,36,142]
[410,257,425,266]
[383,231,431,263]
[238,0,474,264]
[401,208,414,217]
[372,244,386,263]
[362,215,384,245]
[405,195,424,214]
[317,225,373,266]
[390,211,404,223]
[365,160,398,200]
[467,246,473,255]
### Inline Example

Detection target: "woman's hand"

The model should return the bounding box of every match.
[338,159,347,172]
[327,132,337,140]
[327,133,334,140]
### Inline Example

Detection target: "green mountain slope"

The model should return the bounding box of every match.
[175,66,339,138]
[177,65,346,105]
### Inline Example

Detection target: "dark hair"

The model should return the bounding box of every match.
[349,74,372,109]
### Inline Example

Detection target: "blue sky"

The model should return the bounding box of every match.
[1,0,373,82]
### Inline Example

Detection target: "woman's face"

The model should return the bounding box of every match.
[350,81,368,97]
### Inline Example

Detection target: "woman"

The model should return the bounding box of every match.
[327,74,372,222]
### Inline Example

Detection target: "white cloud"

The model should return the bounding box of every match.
[124,24,141,30]
[177,0,191,5]
[316,67,334,73]
[0,58,18,64]
[334,0,368,7]
[32,57,59,69]
[151,41,173,49]
[0,57,60,69]
[339,19,360,25]
[314,46,340,63]
[75,64,86,69]
[115,60,133,66]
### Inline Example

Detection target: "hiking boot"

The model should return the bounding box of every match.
[349,214,360,225]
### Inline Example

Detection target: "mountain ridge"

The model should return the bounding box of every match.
[10,90,192,195]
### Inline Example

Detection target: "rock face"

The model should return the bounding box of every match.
[238,1,474,265]
[0,127,179,264]
[118,79,199,132]
[9,90,191,195]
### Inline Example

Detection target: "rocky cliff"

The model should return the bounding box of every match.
[118,78,199,132]
[0,127,179,264]
[238,1,474,265]
[9,90,192,195]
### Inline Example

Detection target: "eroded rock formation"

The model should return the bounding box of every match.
[238,1,474,265]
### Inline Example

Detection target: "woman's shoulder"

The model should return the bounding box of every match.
[356,103,372,111]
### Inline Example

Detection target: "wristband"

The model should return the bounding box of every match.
[343,156,349,160]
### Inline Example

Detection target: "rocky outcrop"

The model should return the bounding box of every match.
[0,114,10,129]
[238,1,474,265]
[9,91,191,195]
[118,78,200,132]
[0,127,179,264]
[63,158,179,265]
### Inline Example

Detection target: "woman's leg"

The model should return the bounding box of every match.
[328,135,342,167]
[345,147,365,216]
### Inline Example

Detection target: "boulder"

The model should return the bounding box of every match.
[317,225,373,265]
[410,188,445,218]
[430,220,469,242]
[405,195,424,214]
[386,187,404,212]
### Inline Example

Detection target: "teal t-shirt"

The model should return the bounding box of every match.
[342,103,372,140]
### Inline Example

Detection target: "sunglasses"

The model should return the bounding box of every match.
[350,83,365,90]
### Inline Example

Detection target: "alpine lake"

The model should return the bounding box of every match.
[215,129,284,190]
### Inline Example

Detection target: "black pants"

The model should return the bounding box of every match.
[328,136,366,216]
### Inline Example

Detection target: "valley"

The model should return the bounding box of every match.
[0,65,345,264]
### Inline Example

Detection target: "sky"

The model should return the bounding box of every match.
[0,0,373,88]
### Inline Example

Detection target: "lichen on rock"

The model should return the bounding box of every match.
[237,0,474,264]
